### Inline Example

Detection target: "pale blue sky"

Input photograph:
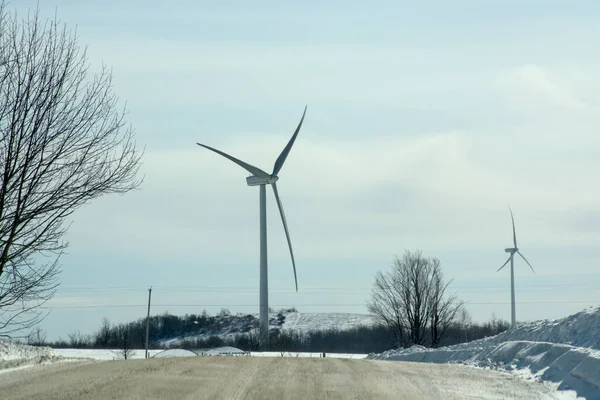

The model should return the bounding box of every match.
[7,1,600,340]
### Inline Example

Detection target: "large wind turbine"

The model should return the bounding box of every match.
[196,106,307,349]
[497,206,535,328]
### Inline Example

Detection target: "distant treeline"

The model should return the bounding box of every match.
[32,309,510,354]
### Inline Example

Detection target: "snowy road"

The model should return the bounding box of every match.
[0,357,562,399]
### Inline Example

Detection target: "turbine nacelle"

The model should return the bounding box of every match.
[246,175,279,186]
[505,247,516,253]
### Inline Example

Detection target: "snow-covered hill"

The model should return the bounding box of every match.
[279,311,374,333]
[161,310,374,346]
[368,305,600,399]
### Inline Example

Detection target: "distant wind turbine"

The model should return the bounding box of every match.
[196,106,307,350]
[497,206,535,328]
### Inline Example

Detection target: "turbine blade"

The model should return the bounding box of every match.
[497,256,512,272]
[517,250,535,274]
[197,143,270,179]
[272,106,307,176]
[271,182,298,292]
[509,205,517,248]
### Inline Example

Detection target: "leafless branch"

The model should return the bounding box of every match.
[0,2,143,336]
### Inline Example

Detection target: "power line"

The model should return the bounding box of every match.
[54,282,600,294]
[59,283,599,290]
[53,287,600,297]
[42,300,599,309]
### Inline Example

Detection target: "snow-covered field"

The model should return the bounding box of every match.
[368,306,600,399]
[0,342,366,371]
[52,347,367,360]
[53,348,166,360]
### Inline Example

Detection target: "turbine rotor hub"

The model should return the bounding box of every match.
[269,175,279,184]
[246,174,279,186]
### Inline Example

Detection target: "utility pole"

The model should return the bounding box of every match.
[145,287,152,359]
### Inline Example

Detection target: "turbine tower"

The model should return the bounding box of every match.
[497,206,535,328]
[196,106,307,350]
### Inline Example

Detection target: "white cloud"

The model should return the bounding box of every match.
[495,64,599,114]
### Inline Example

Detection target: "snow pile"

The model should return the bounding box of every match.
[152,349,198,358]
[0,340,57,369]
[368,306,600,399]
[492,306,600,349]
[197,346,247,356]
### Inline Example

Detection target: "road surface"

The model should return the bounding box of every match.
[0,356,561,399]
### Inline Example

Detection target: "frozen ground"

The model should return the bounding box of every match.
[0,355,565,399]
[368,306,600,399]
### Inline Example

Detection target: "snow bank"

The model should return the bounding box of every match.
[371,341,599,397]
[0,340,57,370]
[368,306,600,399]
[152,349,198,358]
[491,306,600,350]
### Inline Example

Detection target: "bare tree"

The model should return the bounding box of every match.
[67,330,90,348]
[94,317,112,347]
[366,269,406,347]
[115,325,133,360]
[26,325,47,346]
[0,4,143,336]
[367,250,462,348]
[429,259,463,348]
[456,307,472,342]
[246,329,261,351]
